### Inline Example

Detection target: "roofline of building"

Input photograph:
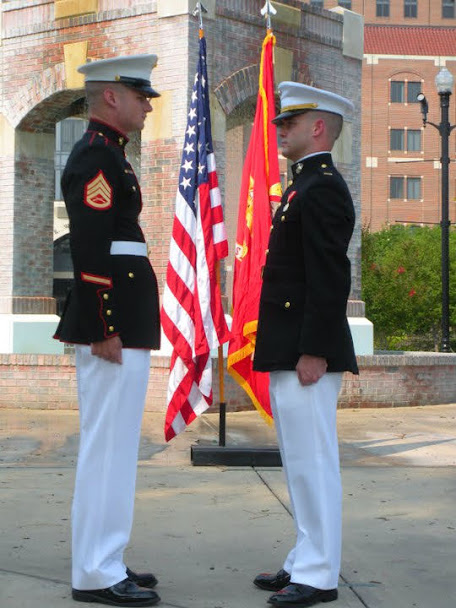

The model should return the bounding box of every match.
[365,24,456,31]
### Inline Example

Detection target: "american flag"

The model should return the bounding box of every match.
[161,34,231,442]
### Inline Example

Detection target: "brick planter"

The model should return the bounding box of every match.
[1,352,456,412]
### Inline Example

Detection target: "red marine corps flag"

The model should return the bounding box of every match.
[161,31,230,441]
[227,31,282,423]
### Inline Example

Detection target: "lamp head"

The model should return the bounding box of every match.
[416,93,428,125]
[435,67,454,94]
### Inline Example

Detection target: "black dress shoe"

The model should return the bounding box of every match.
[268,583,338,606]
[126,567,158,589]
[72,578,160,606]
[254,569,291,591]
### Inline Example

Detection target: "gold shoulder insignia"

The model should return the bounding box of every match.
[84,170,113,210]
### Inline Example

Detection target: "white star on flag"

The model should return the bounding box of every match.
[180,176,191,190]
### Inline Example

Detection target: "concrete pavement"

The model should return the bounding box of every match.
[1,405,456,607]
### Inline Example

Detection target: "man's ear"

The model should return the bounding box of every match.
[103,87,118,108]
[313,118,325,138]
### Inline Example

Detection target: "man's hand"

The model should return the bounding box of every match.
[91,336,123,364]
[296,354,327,386]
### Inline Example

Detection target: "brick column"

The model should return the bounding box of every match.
[0,124,62,353]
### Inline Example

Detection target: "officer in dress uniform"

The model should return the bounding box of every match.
[54,55,162,606]
[252,82,359,607]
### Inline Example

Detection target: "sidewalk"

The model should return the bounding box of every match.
[1,405,456,607]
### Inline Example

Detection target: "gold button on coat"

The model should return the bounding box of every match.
[284,301,291,309]
[281,215,285,222]
[128,272,134,278]
[108,326,114,332]
[103,294,109,300]
[106,310,112,316]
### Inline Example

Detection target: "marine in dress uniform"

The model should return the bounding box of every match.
[54,55,161,607]
[252,82,359,607]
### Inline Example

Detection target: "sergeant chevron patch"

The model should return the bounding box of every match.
[84,170,113,210]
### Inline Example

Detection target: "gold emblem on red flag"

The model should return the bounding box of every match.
[84,170,113,210]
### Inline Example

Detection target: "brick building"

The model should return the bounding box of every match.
[302,0,456,230]
[0,1,368,410]
[362,26,456,230]
[303,0,456,25]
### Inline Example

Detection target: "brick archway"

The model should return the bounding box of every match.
[214,64,260,116]
[4,63,73,129]
[10,90,86,307]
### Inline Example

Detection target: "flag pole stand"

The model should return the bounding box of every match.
[190,362,282,466]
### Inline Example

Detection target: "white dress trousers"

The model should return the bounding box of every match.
[72,345,150,590]
[269,370,343,590]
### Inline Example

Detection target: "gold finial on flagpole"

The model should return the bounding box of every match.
[192,1,208,35]
[261,0,277,32]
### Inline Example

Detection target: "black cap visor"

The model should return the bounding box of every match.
[272,109,310,125]
[117,75,160,98]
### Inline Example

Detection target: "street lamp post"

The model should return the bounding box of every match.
[417,67,456,352]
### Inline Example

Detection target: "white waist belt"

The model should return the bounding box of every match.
[110,241,148,256]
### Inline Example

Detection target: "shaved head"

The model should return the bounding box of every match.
[312,111,343,145]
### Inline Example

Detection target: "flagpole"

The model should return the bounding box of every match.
[193,1,227,448]
[216,261,226,447]
[191,0,282,467]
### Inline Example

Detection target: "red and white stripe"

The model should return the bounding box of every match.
[161,152,230,441]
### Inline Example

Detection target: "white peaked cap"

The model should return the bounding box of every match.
[273,81,353,123]
[78,54,160,97]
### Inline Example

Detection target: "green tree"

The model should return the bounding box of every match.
[362,225,456,351]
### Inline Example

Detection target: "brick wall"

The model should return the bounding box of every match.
[0,0,362,311]
[1,352,456,411]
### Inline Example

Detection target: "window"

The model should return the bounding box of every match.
[376,0,390,16]
[390,177,422,199]
[310,0,324,6]
[407,81,422,102]
[338,0,352,8]
[443,0,455,18]
[407,177,422,199]
[407,130,422,152]
[404,0,417,17]
[390,129,422,152]
[390,177,404,199]
[390,129,405,151]
[55,118,88,200]
[391,80,422,103]
[391,81,405,103]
